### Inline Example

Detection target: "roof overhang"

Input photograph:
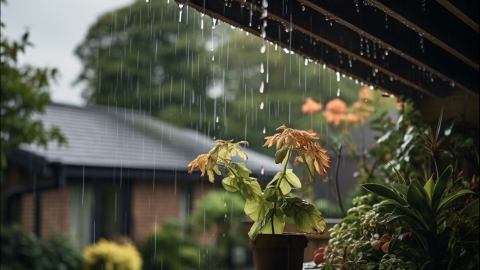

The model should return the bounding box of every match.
[176,0,478,100]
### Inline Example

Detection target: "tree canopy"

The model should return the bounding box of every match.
[0,4,66,171]
[75,0,370,155]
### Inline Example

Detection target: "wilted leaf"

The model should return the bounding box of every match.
[294,204,326,234]
[222,176,239,192]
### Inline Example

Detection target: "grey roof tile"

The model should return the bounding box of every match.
[18,104,282,174]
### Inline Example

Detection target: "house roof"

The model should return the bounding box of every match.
[176,0,478,100]
[10,103,282,178]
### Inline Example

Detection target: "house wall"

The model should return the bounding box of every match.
[130,179,213,244]
[18,193,35,232]
[40,187,70,238]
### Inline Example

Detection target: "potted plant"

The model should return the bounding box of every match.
[188,125,331,269]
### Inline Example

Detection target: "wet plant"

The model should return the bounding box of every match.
[188,125,331,240]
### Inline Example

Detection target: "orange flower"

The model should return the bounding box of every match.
[264,125,331,182]
[345,113,360,124]
[323,98,347,127]
[301,97,323,114]
[358,85,374,100]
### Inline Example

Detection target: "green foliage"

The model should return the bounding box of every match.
[0,225,83,270]
[139,220,205,270]
[323,100,479,269]
[83,239,142,270]
[0,13,66,170]
[314,199,344,219]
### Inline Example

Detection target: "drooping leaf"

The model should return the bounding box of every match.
[239,178,263,202]
[264,186,278,202]
[362,183,407,205]
[278,175,292,195]
[285,169,301,188]
[222,176,239,192]
[244,198,273,222]
[294,204,326,234]
[275,146,289,164]
[233,162,251,179]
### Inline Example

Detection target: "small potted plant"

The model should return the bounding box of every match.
[188,125,331,269]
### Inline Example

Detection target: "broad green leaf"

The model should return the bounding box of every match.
[294,204,326,234]
[233,162,251,179]
[436,189,474,215]
[285,197,303,203]
[240,178,263,202]
[244,198,273,221]
[285,169,301,188]
[432,166,453,211]
[222,176,239,192]
[264,186,278,202]
[407,184,432,225]
[267,172,283,187]
[423,176,434,201]
[362,183,407,205]
[278,175,292,195]
[391,183,408,198]
[275,146,289,164]
[459,198,479,219]
[248,209,273,241]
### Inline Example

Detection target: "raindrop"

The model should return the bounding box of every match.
[216,116,219,123]
[336,72,340,82]
[259,81,264,93]
[212,55,214,61]
[212,18,217,29]
[146,0,149,2]
[450,81,455,87]
[260,44,266,53]
[304,59,308,66]
[337,88,340,96]
[178,4,184,23]
[262,128,266,135]
[260,63,264,73]
[260,102,264,110]
[302,5,305,11]
[200,13,204,29]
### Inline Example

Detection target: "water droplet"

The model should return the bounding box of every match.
[262,128,266,135]
[216,116,219,123]
[302,5,305,11]
[337,88,340,96]
[260,63,264,73]
[145,0,149,2]
[260,44,266,53]
[259,81,264,93]
[260,102,264,110]
[304,59,308,66]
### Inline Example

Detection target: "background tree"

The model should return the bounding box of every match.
[74,0,362,155]
[0,0,66,171]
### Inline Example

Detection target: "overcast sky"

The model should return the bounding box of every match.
[2,0,135,106]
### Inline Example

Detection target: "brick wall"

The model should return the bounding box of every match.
[130,180,213,243]
[19,193,35,232]
[40,187,70,238]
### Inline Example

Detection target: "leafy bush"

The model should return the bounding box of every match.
[0,225,83,270]
[83,239,142,270]
[139,220,205,270]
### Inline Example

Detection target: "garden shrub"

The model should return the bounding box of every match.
[83,239,142,270]
[140,220,206,270]
[0,225,83,270]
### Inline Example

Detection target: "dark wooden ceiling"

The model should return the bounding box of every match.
[176,0,478,100]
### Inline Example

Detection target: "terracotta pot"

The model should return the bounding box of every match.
[249,233,308,270]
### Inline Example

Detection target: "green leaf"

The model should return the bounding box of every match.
[362,183,407,205]
[232,143,248,161]
[389,163,406,185]
[278,175,292,195]
[221,176,239,192]
[281,147,292,168]
[407,184,432,226]
[264,186,278,202]
[232,162,251,179]
[437,189,475,215]
[423,176,434,201]
[244,198,273,222]
[285,169,301,188]
[239,178,263,202]
[294,204,326,234]
[274,146,289,164]
[410,179,431,208]
[391,183,408,198]
[432,166,453,211]
[460,198,479,219]
[379,199,429,231]
[297,155,316,182]
[248,210,285,241]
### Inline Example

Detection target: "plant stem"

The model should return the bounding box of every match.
[335,143,346,217]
